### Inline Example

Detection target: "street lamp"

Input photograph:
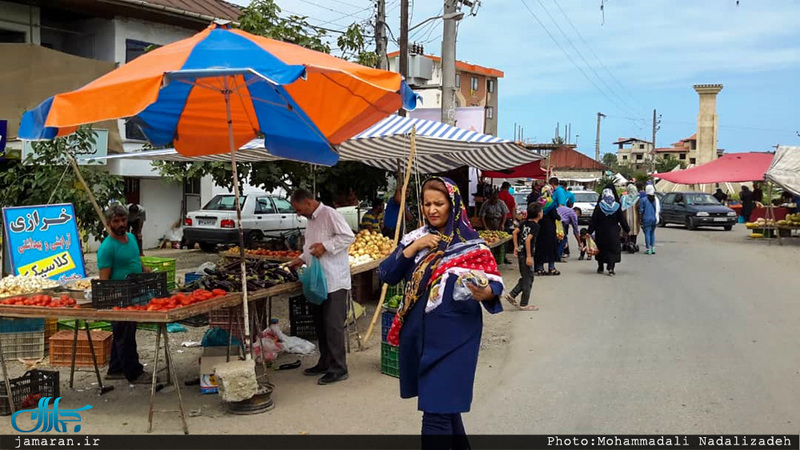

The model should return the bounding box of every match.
[409,12,465,32]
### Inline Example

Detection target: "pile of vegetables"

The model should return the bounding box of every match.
[227,247,301,258]
[0,275,59,297]
[1,294,78,308]
[349,230,395,267]
[478,230,510,244]
[195,259,298,292]
[384,294,402,310]
[112,289,227,312]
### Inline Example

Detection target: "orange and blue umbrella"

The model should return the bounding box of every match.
[19,22,419,166]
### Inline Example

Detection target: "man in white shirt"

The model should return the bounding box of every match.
[289,189,355,385]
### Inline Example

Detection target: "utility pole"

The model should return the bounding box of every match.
[399,0,409,117]
[595,112,605,161]
[375,0,388,70]
[651,108,661,173]
[441,0,458,125]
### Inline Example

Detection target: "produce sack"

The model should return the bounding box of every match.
[555,219,565,240]
[297,256,328,305]
[586,236,599,256]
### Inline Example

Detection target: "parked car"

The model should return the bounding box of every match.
[659,191,737,230]
[184,194,306,252]
[572,191,599,225]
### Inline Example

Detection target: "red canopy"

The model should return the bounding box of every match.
[653,152,774,184]
[483,160,547,179]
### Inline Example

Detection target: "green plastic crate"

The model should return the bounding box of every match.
[141,256,177,290]
[491,245,506,264]
[380,342,399,378]
[57,320,112,332]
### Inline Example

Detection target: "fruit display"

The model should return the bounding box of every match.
[348,230,395,267]
[0,275,60,297]
[0,294,78,308]
[478,230,510,245]
[745,218,776,229]
[384,294,402,310]
[197,259,298,292]
[776,213,800,228]
[112,289,228,312]
[227,247,301,258]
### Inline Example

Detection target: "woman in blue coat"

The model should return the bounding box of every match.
[379,177,503,445]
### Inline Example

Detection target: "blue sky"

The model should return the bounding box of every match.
[234,0,800,157]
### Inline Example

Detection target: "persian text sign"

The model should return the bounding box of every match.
[2,204,86,283]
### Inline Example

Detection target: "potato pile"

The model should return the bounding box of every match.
[0,275,59,297]
[348,230,395,267]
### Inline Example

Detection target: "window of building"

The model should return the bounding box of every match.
[486,106,494,119]
[184,178,201,195]
[126,39,158,63]
[487,79,495,93]
[636,154,643,160]
[455,74,461,88]
[124,177,141,205]
[639,143,645,149]
[679,153,686,160]
[664,154,671,160]
[690,158,696,165]
[125,117,147,141]
[471,77,479,91]
[622,155,628,161]
[0,29,26,43]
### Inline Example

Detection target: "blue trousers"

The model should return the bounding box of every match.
[556,235,568,259]
[642,225,656,250]
[422,413,469,449]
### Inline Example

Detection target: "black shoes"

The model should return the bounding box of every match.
[303,365,328,376]
[597,267,604,274]
[318,372,349,385]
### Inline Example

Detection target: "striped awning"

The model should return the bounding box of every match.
[94,115,541,173]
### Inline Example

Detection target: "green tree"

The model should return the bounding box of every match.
[655,157,686,173]
[154,0,387,204]
[601,152,618,168]
[552,136,565,145]
[0,126,124,241]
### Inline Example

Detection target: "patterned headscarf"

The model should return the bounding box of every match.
[385,177,502,345]
[600,188,620,216]
[621,184,639,210]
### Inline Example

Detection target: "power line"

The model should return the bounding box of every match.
[551,0,647,113]
[532,0,642,119]
[519,0,637,118]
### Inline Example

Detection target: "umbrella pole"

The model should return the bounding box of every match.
[363,126,417,346]
[224,80,252,360]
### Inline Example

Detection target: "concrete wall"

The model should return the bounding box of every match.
[0,1,40,44]
[140,178,183,249]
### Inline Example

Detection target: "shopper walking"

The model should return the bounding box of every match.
[534,189,561,276]
[621,184,640,251]
[639,185,661,255]
[378,177,503,447]
[289,189,355,385]
[589,186,630,276]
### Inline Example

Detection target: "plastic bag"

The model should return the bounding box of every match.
[586,236,599,256]
[252,330,283,363]
[297,256,328,305]
[555,219,565,240]
[269,324,316,355]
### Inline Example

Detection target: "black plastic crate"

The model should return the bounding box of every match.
[91,272,168,309]
[177,314,209,328]
[289,295,316,341]
[0,370,60,416]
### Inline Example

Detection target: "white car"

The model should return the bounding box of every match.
[572,191,599,224]
[184,194,306,252]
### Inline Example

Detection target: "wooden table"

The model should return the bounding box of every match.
[486,236,512,249]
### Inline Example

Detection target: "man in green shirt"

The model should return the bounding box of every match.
[98,204,151,383]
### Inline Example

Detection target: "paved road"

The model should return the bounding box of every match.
[468,224,800,434]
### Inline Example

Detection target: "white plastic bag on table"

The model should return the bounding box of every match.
[269,324,316,355]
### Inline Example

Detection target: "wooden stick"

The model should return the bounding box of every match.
[363,126,417,346]
[68,154,109,232]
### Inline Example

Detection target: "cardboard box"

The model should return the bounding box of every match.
[199,346,241,394]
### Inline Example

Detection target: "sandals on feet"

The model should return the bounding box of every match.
[548,269,561,276]
[504,295,519,308]
[519,305,538,311]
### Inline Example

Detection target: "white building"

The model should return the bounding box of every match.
[0,0,241,250]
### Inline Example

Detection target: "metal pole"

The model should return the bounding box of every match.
[376,0,388,70]
[224,77,251,360]
[441,0,458,125]
[651,108,658,173]
[399,0,409,117]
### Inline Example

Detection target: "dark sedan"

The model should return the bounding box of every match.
[660,192,738,230]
